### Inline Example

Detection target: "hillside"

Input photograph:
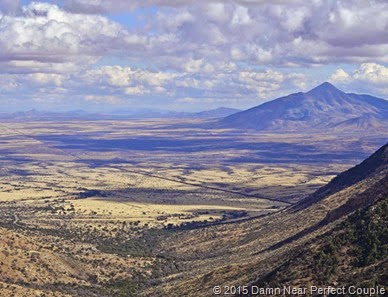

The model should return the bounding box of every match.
[252,195,387,295]
[219,82,388,131]
[246,144,388,294]
[0,121,386,297]
[145,142,388,296]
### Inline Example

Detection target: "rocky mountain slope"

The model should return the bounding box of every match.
[251,195,387,295]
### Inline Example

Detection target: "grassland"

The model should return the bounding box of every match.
[0,119,386,296]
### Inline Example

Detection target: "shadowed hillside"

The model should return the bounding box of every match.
[250,195,387,296]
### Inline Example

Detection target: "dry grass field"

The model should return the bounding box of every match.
[0,119,386,296]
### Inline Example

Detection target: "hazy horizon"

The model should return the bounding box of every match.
[1,81,387,114]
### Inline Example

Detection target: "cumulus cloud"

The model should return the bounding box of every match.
[329,69,351,83]
[0,2,135,73]
[63,0,304,14]
[78,66,296,101]
[330,63,388,86]
[0,61,314,110]
[0,1,387,110]
[81,66,178,92]
[2,1,387,74]
[60,1,388,64]
[28,73,65,86]
[140,0,388,67]
[353,63,388,85]
[329,63,388,96]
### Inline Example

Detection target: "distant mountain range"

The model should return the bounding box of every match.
[192,107,241,118]
[0,107,240,121]
[219,82,388,131]
[110,107,240,119]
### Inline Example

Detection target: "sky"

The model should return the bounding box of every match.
[0,0,387,112]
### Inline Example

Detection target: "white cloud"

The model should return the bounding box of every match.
[329,63,388,96]
[0,1,387,109]
[63,0,304,14]
[1,1,387,75]
[0,61,313,108]
[28,73,65,86]
[231,6,251,26]
[353,63,388,85]
[125,86,147,95]
[60,0,388,65]
[0,2,135,73]
[329,69,351,83]
[148,1,388,67]
[82,66,178,89]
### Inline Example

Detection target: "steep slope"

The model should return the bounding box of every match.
[219,82,388,131]
[244,143,388,295]
[144,142,388,296]
[252,195,387,294]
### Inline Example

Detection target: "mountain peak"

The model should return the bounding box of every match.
[307,82,342,94]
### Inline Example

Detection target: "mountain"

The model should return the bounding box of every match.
[109,108,193,119]
[1,109,107,121]
[330,113,387,131]
[243,143,388,295]
[249,195,387,294]
[149,142,388,296]
[219,82,388,131]
[111,107,240,119]
[0,107,240,121]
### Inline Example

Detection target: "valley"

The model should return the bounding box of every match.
[0,117,386,296]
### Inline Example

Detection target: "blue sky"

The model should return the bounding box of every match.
[0,0,387,112]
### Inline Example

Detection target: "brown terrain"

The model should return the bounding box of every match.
[0,116,386,296]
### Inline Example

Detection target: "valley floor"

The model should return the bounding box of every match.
[0,119,386,296]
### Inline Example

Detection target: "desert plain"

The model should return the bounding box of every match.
[0,118,386,296]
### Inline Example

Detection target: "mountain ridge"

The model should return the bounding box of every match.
[0,107,240,120]
[248,195,388,295]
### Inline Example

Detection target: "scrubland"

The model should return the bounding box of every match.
[0,119,385,296]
